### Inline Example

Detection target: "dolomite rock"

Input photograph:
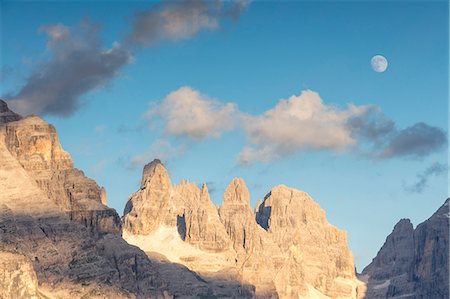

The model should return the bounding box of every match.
[219,178,284,297]
[125,161,365,298]
[0,100,22,124]
[0,101,256,298]
[362,199,449,299]
[124,159,233,254]
[0,114,168,298]
[254,185,364,298]
[2,113,120,234]
[0,251,39,299]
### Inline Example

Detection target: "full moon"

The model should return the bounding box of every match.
[371,55,388,73]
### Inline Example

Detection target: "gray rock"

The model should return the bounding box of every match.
[361,199,449,299]
[0,99,22,124]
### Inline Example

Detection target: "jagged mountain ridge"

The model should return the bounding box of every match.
[361,199,449,299]
[1,98,447,299]
[1,100,252,298]
[123,159,366,298]
[0,100,169,298]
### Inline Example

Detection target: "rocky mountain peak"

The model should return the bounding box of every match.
[393,218,414,232]
[140,158,172,189]
[0,99,22,124]
[0,99,10,113]
[362,198,449,299]
[223,177,250,204]
[200,183,211,202]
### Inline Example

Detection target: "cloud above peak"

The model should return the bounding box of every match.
[144,87,446,165]
[238,90,369,164]
[6,22,133,116]
[127,0,250,47]
[148,86,237,140]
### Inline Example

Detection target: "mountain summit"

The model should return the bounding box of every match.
[361,199,449,298]
[123,160,366,298]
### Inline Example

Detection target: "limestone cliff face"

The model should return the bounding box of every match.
[219,178,261,253]
[124,159,233,254]
[362,199,449,299]
[0,121,166,297]
[0,251,39,299]
[254,185,363,298]
[124,160,365,298]
[218,178,283,296]
[0,101,257,298]
[2,113,120,234]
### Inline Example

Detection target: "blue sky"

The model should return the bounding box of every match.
[1,0,448,271]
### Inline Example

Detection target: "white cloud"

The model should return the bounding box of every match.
[148,86,237,140]
[238,90,370,164]
[142,88,445,165]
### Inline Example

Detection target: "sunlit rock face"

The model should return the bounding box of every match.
[0,251,39,299]
[254,185,364,298]
[0,102,167,298]
[1,111,120,234]
[124,159,233,254]
[362,199,449,299]
[124,160,365,298]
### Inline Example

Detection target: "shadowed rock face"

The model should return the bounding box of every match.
[362,199,449,299]
[124,161,366,298]
[0,100,22,124]
[0,251,39,299]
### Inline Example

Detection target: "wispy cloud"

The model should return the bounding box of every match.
[5,21,133,116]
[126,0,250,47]
[147,86,237,140]
[404,162,448,193]
[130,138,185,169]
[95,124,107,134]
[3,1,250,117]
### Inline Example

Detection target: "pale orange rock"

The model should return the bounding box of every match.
[1,113,121,234]
[125,162,366,298]
[124,160,233,254]
[0,251,40,299]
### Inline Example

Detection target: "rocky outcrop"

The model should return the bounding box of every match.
[0,108,168,297]
[124,159,233,254]
[124,160,365,298]
[254,185,364,298]
[218,178,283,297]
[0,99,22,124]
[0,251,40,299]
[2,113,120,234]
[362,199,449,299]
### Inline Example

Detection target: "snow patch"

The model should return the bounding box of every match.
[373,279,391,290]
[123,226,235,272]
